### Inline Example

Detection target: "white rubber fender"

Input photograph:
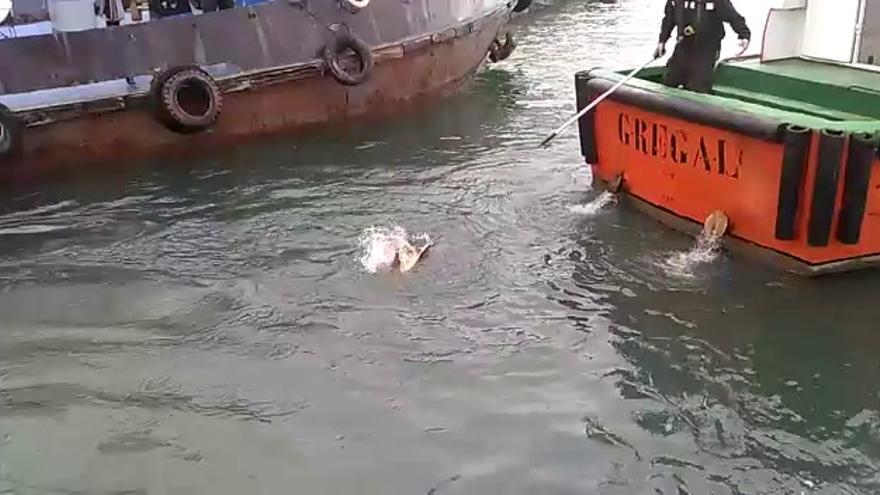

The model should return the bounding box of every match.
[340,0,369,12]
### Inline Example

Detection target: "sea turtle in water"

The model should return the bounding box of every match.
[394,238,433,272]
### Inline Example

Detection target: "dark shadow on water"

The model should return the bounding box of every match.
[546,202,880,491]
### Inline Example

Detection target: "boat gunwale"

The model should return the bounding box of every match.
[577,69,787,143]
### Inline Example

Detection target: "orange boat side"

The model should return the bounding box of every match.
[590,100,880,270]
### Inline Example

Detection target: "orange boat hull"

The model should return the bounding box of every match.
[580,80,880,275]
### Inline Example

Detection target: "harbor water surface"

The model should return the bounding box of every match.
[3,1,880,493]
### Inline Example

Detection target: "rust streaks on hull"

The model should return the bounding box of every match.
[6,10,507,174]
[0,0,512,95]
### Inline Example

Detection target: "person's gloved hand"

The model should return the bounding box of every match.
[736,38,750,56]
[653,42,666,59]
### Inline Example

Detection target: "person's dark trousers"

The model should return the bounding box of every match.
[201,0,234,11]
[662,37,721,93]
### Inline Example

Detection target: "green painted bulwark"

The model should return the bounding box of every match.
[715,60,880,120]
[604,56,880,135]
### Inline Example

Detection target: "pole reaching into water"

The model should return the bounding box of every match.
[538,55,659,149]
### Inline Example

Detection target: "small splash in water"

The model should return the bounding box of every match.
[0,224,68,235]
[358,225,432,274]
[570,191,615,216]
[661,232,723,278]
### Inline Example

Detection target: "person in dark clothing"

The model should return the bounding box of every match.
[654,0,751,93]
[200,0,234,12]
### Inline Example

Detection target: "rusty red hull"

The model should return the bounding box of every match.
[0,2,515,176]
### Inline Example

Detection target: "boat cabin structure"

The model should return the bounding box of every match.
[575,0,880,275]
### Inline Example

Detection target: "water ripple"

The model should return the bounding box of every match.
[0,1,876,494]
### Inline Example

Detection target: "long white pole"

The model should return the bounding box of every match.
[539,55,658,148]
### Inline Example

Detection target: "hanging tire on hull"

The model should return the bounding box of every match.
[513,0,532,12]
[339,0,369,13]
[488,32,517,62]
[150,65,223,134]
[323,32,374,86]
[0,103,23,161]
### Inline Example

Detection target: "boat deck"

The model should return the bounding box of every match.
[715,57,880,120]
[628,56,880,133]
[732,57,880,92]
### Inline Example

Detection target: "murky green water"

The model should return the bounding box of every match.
[3,1,880,494]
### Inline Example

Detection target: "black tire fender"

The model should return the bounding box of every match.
[513,0,532,13]
[489,32,517,62]
[0,103,23,160]
[323,32,374,86]
[151,66,223,134]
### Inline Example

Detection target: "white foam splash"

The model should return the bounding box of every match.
[358,225,431,274]
[0,224,67,235]
[570,191,616,216]
[661,232,722,278]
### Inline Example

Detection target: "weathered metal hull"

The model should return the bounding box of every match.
[0,0,518,173]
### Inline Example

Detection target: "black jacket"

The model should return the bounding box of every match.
[659,0,750,44]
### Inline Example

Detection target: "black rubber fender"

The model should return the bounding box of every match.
[513,0,532,12]
[151,66,223,134]
[0,103,23,161]
[807,129,846,247]
[489,32,517,63]
[338,0,369,14]
[323,32,374,86]
[576,84,599,164]
[836,132,877,244]
[150,64,199,101]
[774,124,812,240]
